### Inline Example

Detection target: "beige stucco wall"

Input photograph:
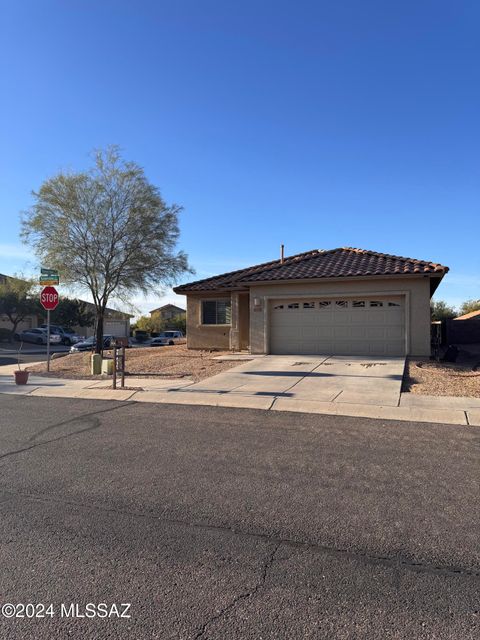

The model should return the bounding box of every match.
[0,314,36,334]
[249,276,433,356]
[186,294,231,350]
[238,293,250,350]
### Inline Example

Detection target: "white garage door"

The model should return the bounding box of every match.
[104,320,129,337]
[269,296,405,356]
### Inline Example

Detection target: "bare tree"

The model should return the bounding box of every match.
[22,147,191,353]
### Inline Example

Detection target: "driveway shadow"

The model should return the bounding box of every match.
[172,387,294,398]
[244,371,403,381]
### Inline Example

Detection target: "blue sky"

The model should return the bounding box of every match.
[1,0,479,314]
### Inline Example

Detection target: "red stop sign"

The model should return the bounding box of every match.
[40,286,59,311]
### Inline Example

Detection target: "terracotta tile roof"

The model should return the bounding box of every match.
[174,248,449,293]
[454,309,480,320]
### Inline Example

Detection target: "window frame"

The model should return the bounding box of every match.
[201,298,232,326]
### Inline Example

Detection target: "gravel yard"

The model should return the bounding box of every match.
[402,357,480,397]
[26,345,243,382]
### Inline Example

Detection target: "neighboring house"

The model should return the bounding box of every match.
[0,273,132,337]
[445,309,480,344]
[454,310,480,320]
[149,304,186,323]
[76,301,132,338]
[173,247,449,356]
[0,314,35,334]
[0,273,36,333]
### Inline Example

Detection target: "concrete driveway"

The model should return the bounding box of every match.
[181,355,405,407]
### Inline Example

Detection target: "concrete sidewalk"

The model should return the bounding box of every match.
[0,361,479,426]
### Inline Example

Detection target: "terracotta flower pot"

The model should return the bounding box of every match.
[14,370,29,385]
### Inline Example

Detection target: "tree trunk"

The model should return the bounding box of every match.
[94,309,104,355]
[10,319,19,344]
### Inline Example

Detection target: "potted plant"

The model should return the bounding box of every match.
[13,342,29,385]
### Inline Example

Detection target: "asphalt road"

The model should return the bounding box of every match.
[0,395,478,639]
[0,345,70,367]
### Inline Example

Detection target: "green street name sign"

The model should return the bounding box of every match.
[39,276,60,285]
[41,268,59,276]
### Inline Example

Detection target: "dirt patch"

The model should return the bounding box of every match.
[26,345,246,382]
[402,357,480,397]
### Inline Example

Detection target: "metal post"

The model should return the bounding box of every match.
[112,344,117,390]
[46,309,51,372]
[121,346,125,388]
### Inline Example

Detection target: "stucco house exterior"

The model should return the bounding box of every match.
[149,304,186,323]
[173,247,449,357]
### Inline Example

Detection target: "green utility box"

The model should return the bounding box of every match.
[90,354,102,375]
[101,358,114,375]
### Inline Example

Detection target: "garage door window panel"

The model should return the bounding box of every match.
[202,299,231,325]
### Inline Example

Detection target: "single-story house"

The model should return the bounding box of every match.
[0,273,131,337]
[149,304,186,322]
[173,247,449,356]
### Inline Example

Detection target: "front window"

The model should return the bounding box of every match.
[202,299,231,325]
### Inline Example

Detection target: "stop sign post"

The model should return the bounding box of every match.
[40,286,59,371]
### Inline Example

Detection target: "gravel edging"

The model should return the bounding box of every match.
[403,357,480,397]
[26,346,247,383]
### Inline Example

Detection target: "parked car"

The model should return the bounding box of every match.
[15,328,62,345]
[150,331,184,346]
[70,335,115,353]
[38,324,85,346]
[134,330,150,343]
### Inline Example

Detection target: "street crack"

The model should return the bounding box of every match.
[2,492,479,582]
[193,541,281,639]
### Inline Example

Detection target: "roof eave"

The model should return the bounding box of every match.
[175,271,449,295]
[239,271,448,287]
[174,286,248,296]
